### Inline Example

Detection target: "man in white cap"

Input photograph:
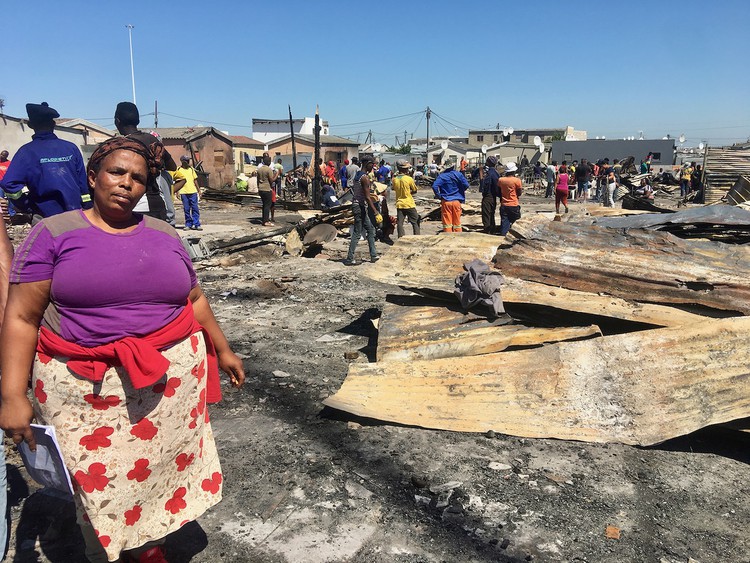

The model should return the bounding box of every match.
[498,162,523,235]
[392,160,420,237]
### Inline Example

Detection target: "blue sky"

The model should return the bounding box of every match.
[3,0,749,146]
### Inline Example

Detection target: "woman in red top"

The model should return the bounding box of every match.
[555,164,570,214]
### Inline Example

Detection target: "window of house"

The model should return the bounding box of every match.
[214,149,224,166]
[651,152,661,161]
[477,135,484,142]
[494,135,498,142]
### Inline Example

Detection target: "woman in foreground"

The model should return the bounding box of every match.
[0,137,245,562]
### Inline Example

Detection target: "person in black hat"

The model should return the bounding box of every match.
[0,102,91,221]
[114,101,176,223]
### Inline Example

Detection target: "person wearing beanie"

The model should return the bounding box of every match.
[432,158,468,233]
[0,102,91,221]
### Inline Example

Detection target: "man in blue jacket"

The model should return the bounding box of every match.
[432,158,468,232]
[0,102,91,221]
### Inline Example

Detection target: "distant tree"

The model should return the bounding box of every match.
[388,144,412,154]
[550,132,565,141]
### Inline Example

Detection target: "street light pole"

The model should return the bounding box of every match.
[126,24,136,104]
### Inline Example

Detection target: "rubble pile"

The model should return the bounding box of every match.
[325,205,750,447]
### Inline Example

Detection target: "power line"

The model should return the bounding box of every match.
[431,111,483,132]
[328,110,424,128]
[159,112,252,128]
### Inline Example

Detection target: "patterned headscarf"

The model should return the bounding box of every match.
[87,136,156,182]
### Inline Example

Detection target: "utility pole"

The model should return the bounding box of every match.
[426,106,431,161]
[288,104,298,172]
[312,105,321,210]
[404,130,408,146]
[154,100,158,128]
[126,24,136,104]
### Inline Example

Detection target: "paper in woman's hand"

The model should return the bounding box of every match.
[18,424,74,495]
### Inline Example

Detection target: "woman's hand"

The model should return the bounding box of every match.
[218,350,245,388]
[0,394,36,450]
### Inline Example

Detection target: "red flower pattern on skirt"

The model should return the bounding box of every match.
[124,505,142,526]
[95,530,111,548]
[37,351,53,364]
[165,487,188,514]
[175,453,195,472]
[190,334,199,353]
[34,380,47,403]
[84,394,121,411]
[191,360,205,383]
[126,459,152,482]
[201,472,222,494]
[74,463,110,493]
[131,417,158,441]
[35,331,221,561]
[79,426,114,451]
[188,407,198,430]
[152,377,182,398]
[196,389,206,415]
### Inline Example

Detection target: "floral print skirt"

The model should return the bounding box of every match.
[32,331,223,561]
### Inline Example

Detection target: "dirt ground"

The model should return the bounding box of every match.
[5,186,749,563]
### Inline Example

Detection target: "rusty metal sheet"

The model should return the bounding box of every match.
[495,221,750,314]
[364,234,707,327]
[324,317,750,446]
[594,204,750,230]
[363,233,501,294]
[377,296,600,361]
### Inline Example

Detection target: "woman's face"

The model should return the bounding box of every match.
[88,149,148,217]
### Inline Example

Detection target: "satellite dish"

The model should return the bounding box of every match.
[538,142,545,152]
[440,140,449,150]
[502,128,509,137]
[533,136,542,146]
[699,142,705,150]
[678,134,685,144]
[507,127,514,135]
[662,136,668,140]
[481,144,488,154]
[373,143,382,152]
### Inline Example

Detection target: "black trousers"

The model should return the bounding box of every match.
[259,190,273,223]
[397,207,420,237]
[481,194,497,233]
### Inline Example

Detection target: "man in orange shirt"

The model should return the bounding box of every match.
[498,162,523,235]
[459,157,468,177]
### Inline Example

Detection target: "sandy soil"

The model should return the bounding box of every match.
[5,187,749,563]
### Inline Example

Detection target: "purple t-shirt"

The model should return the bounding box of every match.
[11,210,198,347]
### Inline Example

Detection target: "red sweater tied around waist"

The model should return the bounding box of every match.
[36,300,222,403]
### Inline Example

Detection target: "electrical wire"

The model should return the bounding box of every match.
[431,111,479,132]
[328,110,424,128]
[159,112,252,128]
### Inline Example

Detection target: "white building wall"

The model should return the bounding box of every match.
[0,117,87,157]
[251,117,329,144]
